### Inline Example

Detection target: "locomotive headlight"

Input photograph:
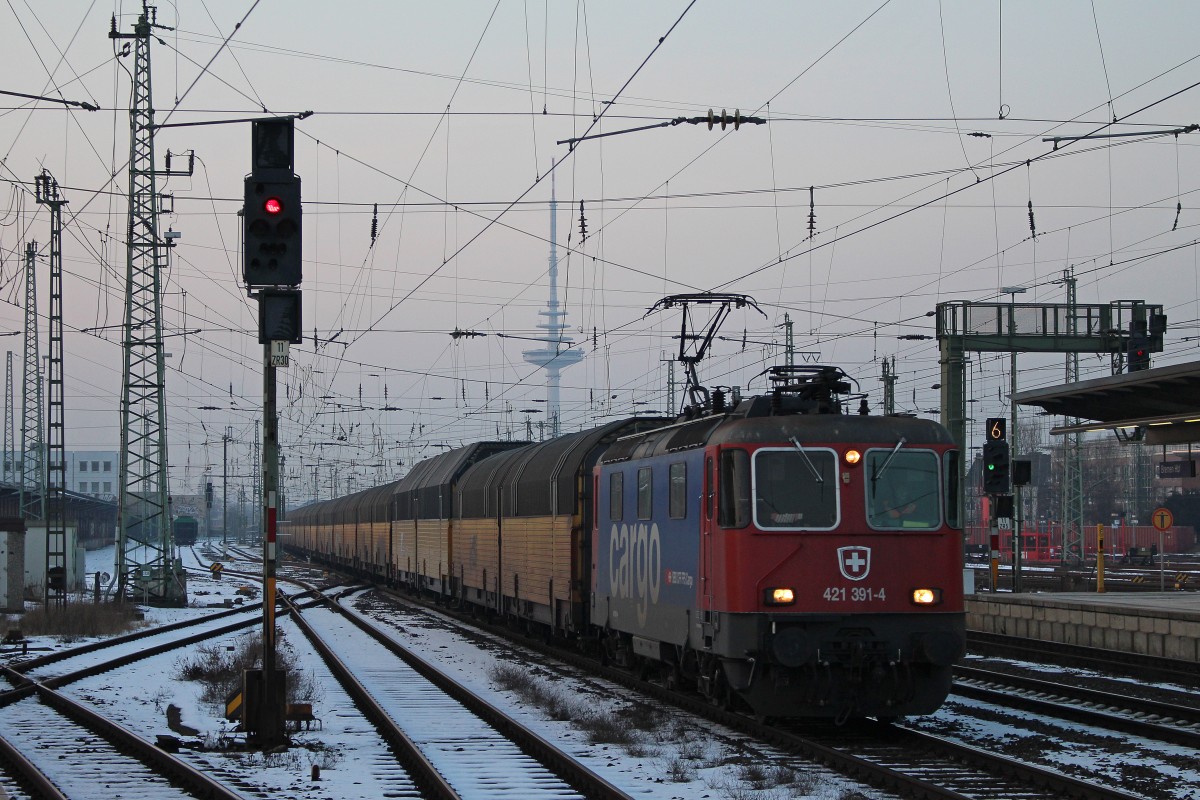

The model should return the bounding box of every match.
[911,588,942,605]
[844,449,861,465]
[764,587,796,605]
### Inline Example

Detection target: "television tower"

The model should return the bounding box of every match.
[522,165,582,437]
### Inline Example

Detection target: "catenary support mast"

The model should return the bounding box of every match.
[3,351,13,486]
[20,242,44,523]
[110,3,186,604]
[36,171,68,605]
[1060,268,1084,563]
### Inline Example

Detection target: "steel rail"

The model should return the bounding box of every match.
[33,683,247,800]
[953,664,1200,748]
[278,593,460,800]
[375,585,1145,800]
[312,590,635,800]
[967,630,1200,686]
[0,731,69,800]
[10,601,262,672]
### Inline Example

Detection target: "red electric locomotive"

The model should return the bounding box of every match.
[591,366,965,719]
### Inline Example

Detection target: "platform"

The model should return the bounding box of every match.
[966,592,1200,662]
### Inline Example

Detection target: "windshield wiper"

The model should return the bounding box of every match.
[872,437,907,484]
[789,436,823,483]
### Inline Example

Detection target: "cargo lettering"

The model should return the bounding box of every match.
[608,522,662,627]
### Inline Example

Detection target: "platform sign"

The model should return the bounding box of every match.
[1157,460,1196,479]
[1151,507,1174,532]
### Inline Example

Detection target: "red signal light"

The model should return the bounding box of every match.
[263,197,283,215]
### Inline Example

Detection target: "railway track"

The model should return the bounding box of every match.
[11,603,265,686]
[968,564,1198,593]
[967,630,1200,687]
[0,582,311,800]
[363,586,1146,800]
[777,718,1146,800]
[2,584,432,800]
[284,590,633,800]
[0,670,245,800]
[952,664,1200,749]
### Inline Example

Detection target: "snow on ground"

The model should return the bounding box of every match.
[340,590,886,800]
[6,548,1197,798]
[3,547,890,800]
[961,651,1200,697]
[906,674,1200,800]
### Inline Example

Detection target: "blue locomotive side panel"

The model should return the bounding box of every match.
[592,449,703,646]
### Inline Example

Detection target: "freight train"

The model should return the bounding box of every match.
[173,515,199,546]
[285,366,965,719]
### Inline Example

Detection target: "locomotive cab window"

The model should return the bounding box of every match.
[669,462,687,519]
[866,448,940,529]
[609,472,623,521]
[718,449,751,528]
[637,467,652,520]
[943,450,961,529]
[752,447,838,529]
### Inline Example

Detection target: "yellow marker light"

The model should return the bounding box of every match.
[764,587,796,605]
[844,449,861,465]
[911,588,942,605]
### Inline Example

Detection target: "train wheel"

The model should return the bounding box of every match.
[709,670,733,711]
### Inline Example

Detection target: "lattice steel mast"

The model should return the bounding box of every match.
[35,170,68,604]
[110,4,186,603]
[20,242,44,523]
[1061,267,1084,563]
[4,352,14,485]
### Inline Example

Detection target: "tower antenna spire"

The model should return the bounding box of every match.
[522,161,583,437]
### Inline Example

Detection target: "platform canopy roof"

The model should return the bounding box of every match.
[1014,360,1200,444]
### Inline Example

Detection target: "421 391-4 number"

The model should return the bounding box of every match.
[823,586,886,602]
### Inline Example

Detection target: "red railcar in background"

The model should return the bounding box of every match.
[965,523,1194,562]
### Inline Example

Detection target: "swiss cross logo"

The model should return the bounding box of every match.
[837,546,871,581]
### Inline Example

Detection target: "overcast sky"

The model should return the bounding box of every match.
[2,1,1198,502]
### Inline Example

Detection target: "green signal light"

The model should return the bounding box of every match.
[987,464,995,470]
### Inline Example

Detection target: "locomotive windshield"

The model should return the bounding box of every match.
[752,448,838,529]
[866,448,940,529]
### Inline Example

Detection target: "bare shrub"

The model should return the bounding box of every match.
[665,720,690,742]
[175,630,311,708]
[15,602,142,639]
[769,765,796,786]
[791,770,820,793]
[665,756,695,782]
[490,663,536,693]
[304,744,343,770]
[737,761,768,788]
[576,709,638,745]
[490,663,577,721]
[288,669,325,706]
[620,701,664,732]
[176,635,261,705]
